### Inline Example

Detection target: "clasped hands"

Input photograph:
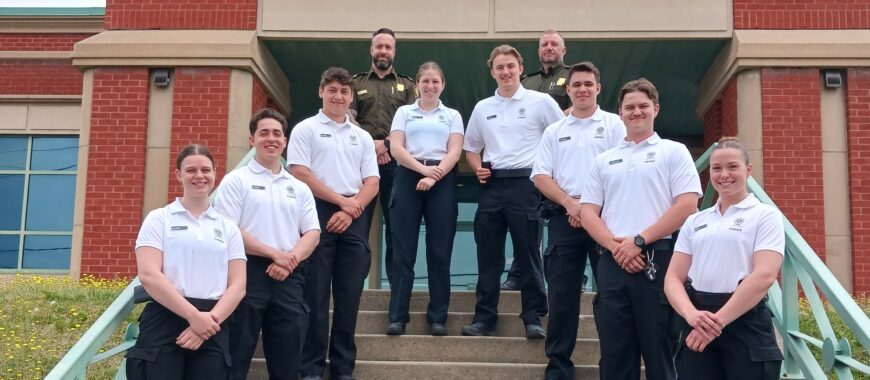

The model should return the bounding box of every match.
[609,237,646,273]
[683,309,724,352]
[177,311,221,351]
[416,165,444,191]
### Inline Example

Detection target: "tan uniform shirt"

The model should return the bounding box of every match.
[521,64,571,111]
[351,70,417,140]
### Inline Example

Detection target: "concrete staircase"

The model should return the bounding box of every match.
[248,290,599,379]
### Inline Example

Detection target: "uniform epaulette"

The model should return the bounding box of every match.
[398,73,415,82]
[353,72,367,79]
[520,71,541,81]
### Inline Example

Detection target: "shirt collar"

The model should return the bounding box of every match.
[168,198,219,219]
[566,106,604,124]
[540,63,567,76]
[618,132,661,148]
[494,85,528,102]
[411,99,446,113]
[366,68,397,80]
[247,157,291,179]
[316,109,353,128]
[717,193,760,210]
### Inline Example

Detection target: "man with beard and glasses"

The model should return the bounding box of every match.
[351,27,417,288]
[502,29,572,293]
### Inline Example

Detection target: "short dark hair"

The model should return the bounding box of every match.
[319,67,354,89]
[617,78,660,108]
[175,144,214,170]
[373,27,395,39]
[568,61,601,84]
[249,108,288,136]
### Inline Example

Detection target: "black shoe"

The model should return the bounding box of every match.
[300,376,322,380]
[500,279,520,291]
[386,322,405,336]
[525,323,545,339]
[461,322,493,336]
[430,323,448,336]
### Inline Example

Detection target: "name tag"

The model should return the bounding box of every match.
[558,136,571,142]
[320,133,332,138]
[412,115,423,119]
[170,226,188,231]
[486,115,497,120]
[608,159,623,165]
[251,185,265,190]
[694,224,708,232]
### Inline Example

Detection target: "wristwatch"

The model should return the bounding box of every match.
[383,138,391,150]
[634,234,646,249]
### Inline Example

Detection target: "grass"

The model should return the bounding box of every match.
[0,274,141,380]
[798,295,870,379]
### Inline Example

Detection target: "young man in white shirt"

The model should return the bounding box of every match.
[289,67,380,380]
[532,61,625,379]
[461,45,564,339]
[213,109,321,380]
[581,78,701,380]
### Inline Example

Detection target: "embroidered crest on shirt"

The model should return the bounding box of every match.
[518,108,527,119]
[729,217,745,232]
[349,135,359,145]
[644,152,657,163]
[594,127,606,139]
[213,228,224,243]
[287,186,296,198]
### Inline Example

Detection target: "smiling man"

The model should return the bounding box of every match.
[531,62,625,380]
[580,78,701,380]
[461,45,563,339]
[213,108,321,380]
[351,28,417,288]
[290,67,380,380]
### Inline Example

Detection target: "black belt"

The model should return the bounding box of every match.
[490,168,533,178]
[685,280,767,308]
[416,159,442,166]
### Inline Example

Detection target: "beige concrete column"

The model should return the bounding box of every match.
[142,70,174,215]
[820,79,853,291]
[227,69,254,171]
[735,69,764,185]
[70,69,94,279]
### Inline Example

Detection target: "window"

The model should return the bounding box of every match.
[0,136,78,272]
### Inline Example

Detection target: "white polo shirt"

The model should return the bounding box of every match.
[581,133,702,238]
[287,110,380,196]
[674,194,785,293]
[463,85,564,169]
[531,106,626,198]
[390,100,464,161]
[213,158,320,254]
[136,199,246,300]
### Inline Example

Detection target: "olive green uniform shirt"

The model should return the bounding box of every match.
[521,63,571,111]
[351,69,417,140]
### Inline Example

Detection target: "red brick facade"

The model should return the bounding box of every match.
[847,69,870,293]
[167,68,231,199]
[0,33,96,51]
[734,0,870,29]
[0,60,83,95]
[252,76,268,113]
[760,68,826,260]
[81,68,150,278]
[104,0,257,30]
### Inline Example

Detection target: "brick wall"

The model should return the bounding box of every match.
[0,33,96,51]
[848,68,870,293]
[721,79,738,138]
[252,76,267,112]
[105,0,257,30]
[761,68,826,260]
[0,60,83,95]
[82,68,150,278]
[168,67,230,198]
[734,0,870,29]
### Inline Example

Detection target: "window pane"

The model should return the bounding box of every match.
[30,137,79,171]
[25,175,76,231]
[0,235,19,269]
[0,174,24,230]
[22,235,70,270]
[0,136,27,170]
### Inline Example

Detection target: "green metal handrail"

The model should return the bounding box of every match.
[696,143,870,379]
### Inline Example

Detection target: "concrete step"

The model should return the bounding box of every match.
[351,310,597,338]
[355,289,594,315]
[248,360,605,379]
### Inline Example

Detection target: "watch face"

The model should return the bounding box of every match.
[634,236,645,247]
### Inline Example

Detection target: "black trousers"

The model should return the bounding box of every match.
[543,213,592,380]
[388,166,457,324]
[301,199,373,378]
[675,294,782,380]
[126,300,229,380]
[228,256,309,380]
[378,161,396,287]
[473,177,548,327]
[594,248,677,380]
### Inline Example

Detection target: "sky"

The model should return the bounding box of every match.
[0,0,105,7]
